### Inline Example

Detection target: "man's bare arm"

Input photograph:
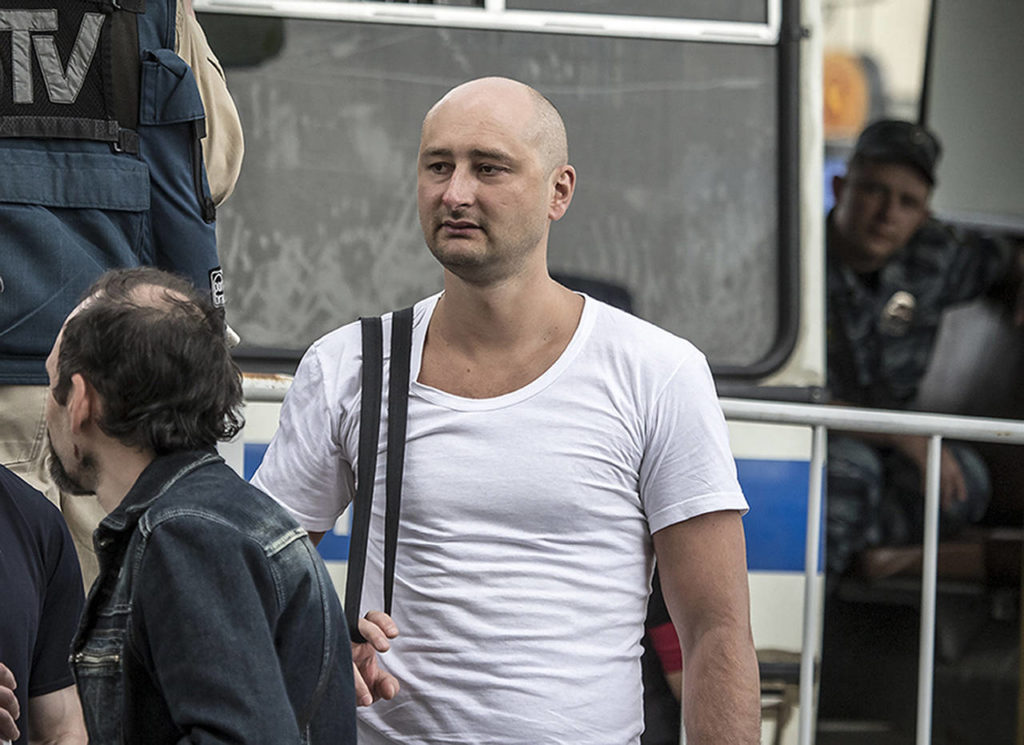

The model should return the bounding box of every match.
[653,510,760,744]
[829,399,968,507]
[27,685,87,745]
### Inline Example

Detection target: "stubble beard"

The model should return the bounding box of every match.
[425,213,545,286]
[47,438,97,496]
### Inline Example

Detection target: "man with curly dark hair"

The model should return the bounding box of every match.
[45,267,355,744]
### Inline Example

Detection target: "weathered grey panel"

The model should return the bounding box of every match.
[208,18,778,366]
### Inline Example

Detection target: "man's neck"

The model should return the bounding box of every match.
[419,268,584,398]
[436,269,577,348]
[94,445,156,514]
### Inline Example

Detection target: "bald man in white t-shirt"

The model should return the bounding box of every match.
[253,76,760,745]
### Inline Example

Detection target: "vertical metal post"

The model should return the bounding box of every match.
[798,424,827,745]
[916,435,942,745]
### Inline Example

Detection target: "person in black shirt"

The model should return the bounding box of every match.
[0,465,86,745]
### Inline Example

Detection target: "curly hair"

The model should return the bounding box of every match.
[53,267,244,454]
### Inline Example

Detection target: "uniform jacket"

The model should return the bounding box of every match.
[827,215,1012,410]
[71,450,355,745]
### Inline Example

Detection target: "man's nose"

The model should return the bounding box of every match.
[877,190,898,221]
[441,168,475,209]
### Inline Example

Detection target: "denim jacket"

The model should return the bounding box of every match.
[71,450,355,744]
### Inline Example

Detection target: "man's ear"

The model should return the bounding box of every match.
[67,373,98,434]
[549,165,576,222]
[832,173,846,204]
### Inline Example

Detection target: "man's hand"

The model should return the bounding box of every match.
[934,444,968,509]
[897,435,967,509]
[352,611,400,707]
[0,663,20,742]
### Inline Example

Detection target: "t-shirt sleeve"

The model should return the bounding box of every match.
[251,343,355,532]
[639,349,748,534]
[29,512,84,698]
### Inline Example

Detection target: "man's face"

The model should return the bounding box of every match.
[44,319,97,496]
[417,86,558,284]
[832,160,932,273]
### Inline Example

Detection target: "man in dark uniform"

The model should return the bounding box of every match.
[825,119,1023,578]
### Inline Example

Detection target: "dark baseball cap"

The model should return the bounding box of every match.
[851,119,942,185]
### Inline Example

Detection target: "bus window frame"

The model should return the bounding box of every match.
[210,0,803,385]
[194,0,781,45]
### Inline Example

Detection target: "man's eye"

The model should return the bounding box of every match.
[427,162,451,174]
[479,164,503,175]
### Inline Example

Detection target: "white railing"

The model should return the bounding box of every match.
[720,398,1024,745]
[242,376,1024,745]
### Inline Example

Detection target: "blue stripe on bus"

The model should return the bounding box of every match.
[245,445,818,571]
[243,443,268,481]
[737,458,821,573]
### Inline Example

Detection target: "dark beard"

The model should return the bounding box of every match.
[47,438,96,496]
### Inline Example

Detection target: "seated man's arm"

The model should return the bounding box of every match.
[830,399,969,508]
[653,510,760,745]
[27,685,87,745]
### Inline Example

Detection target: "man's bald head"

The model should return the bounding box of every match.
[423,77,569,174]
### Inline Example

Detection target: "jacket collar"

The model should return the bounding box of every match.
[98,449,222,535]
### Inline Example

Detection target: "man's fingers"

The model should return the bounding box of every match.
[0,676,19,741]
[378,672,400,701]
[358,611,399,652]
[0,687,18,723]
[364,610,399,638]
[350,614,401,707]
[0,715,20,742]
[352,661,374,707]
[953,474,968,504]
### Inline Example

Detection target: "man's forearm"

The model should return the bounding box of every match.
[681,626,761,745]
[28,686,88,745]
[653,513,761,744]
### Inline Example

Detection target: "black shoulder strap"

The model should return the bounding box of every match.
[345,307,413,642]
[384,306,413,614]
[345,316,383,641]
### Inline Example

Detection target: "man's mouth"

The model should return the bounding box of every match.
[440,219,482,235]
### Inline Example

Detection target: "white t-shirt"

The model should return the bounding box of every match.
[253,293,747,745]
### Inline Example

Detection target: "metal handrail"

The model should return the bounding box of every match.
[720,398,1024,745]
[241,377,1024,745]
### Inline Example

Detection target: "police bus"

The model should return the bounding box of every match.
[194,1,1024,742]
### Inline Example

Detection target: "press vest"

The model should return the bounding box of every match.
[0,0,222,384]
